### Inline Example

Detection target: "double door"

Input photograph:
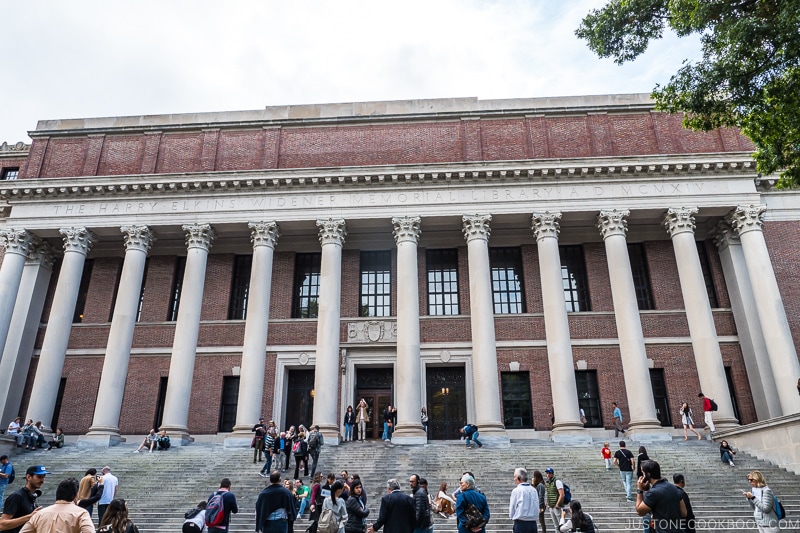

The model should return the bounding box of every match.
[354,390,392,440]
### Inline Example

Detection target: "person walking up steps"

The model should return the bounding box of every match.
[697,393,716,434]
[611,402,626,437]
[613,441,635,502]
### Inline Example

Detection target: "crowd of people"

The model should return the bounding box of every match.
[4,418,64,452]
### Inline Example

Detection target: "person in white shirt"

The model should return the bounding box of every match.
[6,418,22,446]
[182,501,206,533]
[97,466,119,525]
[509,468,539,533]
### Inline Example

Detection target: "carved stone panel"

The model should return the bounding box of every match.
[346,320,397,343]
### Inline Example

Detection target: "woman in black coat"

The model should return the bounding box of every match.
[345,480,369,533]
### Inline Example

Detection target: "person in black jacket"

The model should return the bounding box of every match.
[293,432,309,480]
[343,407,356,442]
[368,479,415,533]
[255,471,296,533]
[409,475,432,533]
[345,480,369,533]
[673,474,696,533]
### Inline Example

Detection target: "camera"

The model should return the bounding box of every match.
[31,489,42,508]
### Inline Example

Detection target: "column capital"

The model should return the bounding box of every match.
[248,221,280,249]
[26,239,57,269]
[462,214,492,243]
[597,209,630,240]
[316,218,347,246]
[182,223,215,251]
[710,220,740,251]
[121,225,155,254]
[391,216,421,244]
[531,211,561,242]
[728,204,766,236]
[663,207,698,238]
[59,227,96,255]
[0,228,34,257]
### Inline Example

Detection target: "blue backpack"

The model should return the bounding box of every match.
[774,496,786,520]
[562,482,572,504]
[205,492,225,528]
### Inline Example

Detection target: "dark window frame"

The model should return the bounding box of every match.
[575,370,603,428]
[228,254,252,320]
[136,258,150,322]
[696,241,719,308]
[628,243,655,310]
[490,247,526,314]
[501,372,534,428]
[359,251,392,317]
[1,167,19,181]
[292,253,322,318]
[426,249,460,316]
[167,256,186,321]
[73,259,94,323]
[560,245,591,312]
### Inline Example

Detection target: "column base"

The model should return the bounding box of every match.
[317,424,341,446]
[391,424,428,445]
[78,428,126,448]
[471,423,510,446]
[550,421,592,444]
[157,425,194,446]
[708,416,740,432]
[224,428,256,448]
[625,427,675,442]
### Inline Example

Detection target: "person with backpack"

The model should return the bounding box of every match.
[744,470,782,533]
[544,468,566,532]
[459,424,483,448]
[613,441,636,501]
[182,501,206,533]
[0,455,13,513]
[293,431,310,480]
[697,393,716,433]
[455,474,489,533]
[308,425,324,479]
[206,478,238,533]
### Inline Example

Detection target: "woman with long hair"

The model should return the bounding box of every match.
[98,499,138,533]
[558,500,596,533]
[720,440,737,466]
[344,479,369,533]
[343,406,355,442]
[322,480,348,533]
[744,470,781,532]
[532,470,547,533]
[434,481,456,518]
[680,402,702,440]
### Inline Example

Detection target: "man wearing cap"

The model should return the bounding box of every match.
[0,455,13,513]
[0,465,49,533]
[543,468,565,532]
[96,466,118,525]
[19,477,94,533]
[509,468,538,533]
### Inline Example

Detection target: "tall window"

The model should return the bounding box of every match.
[108,260,123,322]
[136,258,150,322]
[560,245,591,312]
[360,251,391,317]
[73,259,94,323]
[1,167,19,181]
[218,376,240,432]
[696,242,719,308]
[649,369,672,427]
[628,243,654,310]
[154,377,168,430]
[575,370,602,427]
[490,247,525,314]
[427,249,459,316]
[292,253,321,318]
[501,372,533,428]
[228,255,252,320]
[167,257,186,321]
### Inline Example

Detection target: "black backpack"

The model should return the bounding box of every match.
[709,398,719,411]
[462,502,486,530]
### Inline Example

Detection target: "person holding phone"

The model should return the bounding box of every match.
[634,460,686,533]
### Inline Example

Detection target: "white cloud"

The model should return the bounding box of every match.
[0,0,701,143]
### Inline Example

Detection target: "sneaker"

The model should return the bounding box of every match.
[729,461,735,467]
[439,513,448,519]
[134,450,140,454]
[258,472,267,477]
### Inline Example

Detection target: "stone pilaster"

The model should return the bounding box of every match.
[228,221,280,446]
[0,228,35,356]
[160,224,215,445]
[597,209,663,436]
[664,207,737,429]
[82,225,154,446]
[532,212,585,439]
[728,205,800,415]
[462,214,507,442]
[26,228,96,430]
[312,218,346,444]
[391,216,427,443]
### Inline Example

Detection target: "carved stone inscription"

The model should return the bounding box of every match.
[347,321,397,343]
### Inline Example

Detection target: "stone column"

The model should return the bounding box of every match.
[462,214,507,441]
[312,218,346,444]
[26,228,96,429]
[159,223,215,444]
[0,242,55,426]
[597,210,662,433]
[664,207,737,428]
[0,228,34,355]
[227,221,280,446]
[531,211,584,436]
[82,226,154,446]
[729,205,800,415]
[711,220,780,420]
[391,216,427,444]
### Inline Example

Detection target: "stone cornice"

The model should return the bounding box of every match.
[0,154,757,202]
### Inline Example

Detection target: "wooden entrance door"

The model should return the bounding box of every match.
[426,366,467,440]
[356,390,392,440]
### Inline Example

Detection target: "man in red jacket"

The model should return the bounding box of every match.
[698,393,715,433]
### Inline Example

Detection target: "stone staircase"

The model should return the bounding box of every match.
[8,437,800,532]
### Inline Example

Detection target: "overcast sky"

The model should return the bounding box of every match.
[0,0,701,144]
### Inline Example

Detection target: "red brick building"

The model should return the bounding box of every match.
[0,94,798,445]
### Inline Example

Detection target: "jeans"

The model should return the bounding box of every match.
[382,422,389,440]
[264,520,288,533]
[619,470,633,499]
[261,453,273,475]
[298,496,309,516]
[721,451,734,464]
[294,455,308,479]
[98,504,109,525]
[309,449,320,478]
[465,432,483,447]
[344,423,353,441]
[0,483,7,513]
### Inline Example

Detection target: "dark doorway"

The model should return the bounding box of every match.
[725,366,741,423]
[286,369,315,429]
[575,370,602,427]
[649,369,672,426]
[51,378,67,430]
[355,367,393,440]
[218,376,240,432]
[154,377,168,430]
[426,366,467,440]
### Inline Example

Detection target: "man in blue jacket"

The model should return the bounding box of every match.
[455,474,489,533]
[207,478,238,533]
